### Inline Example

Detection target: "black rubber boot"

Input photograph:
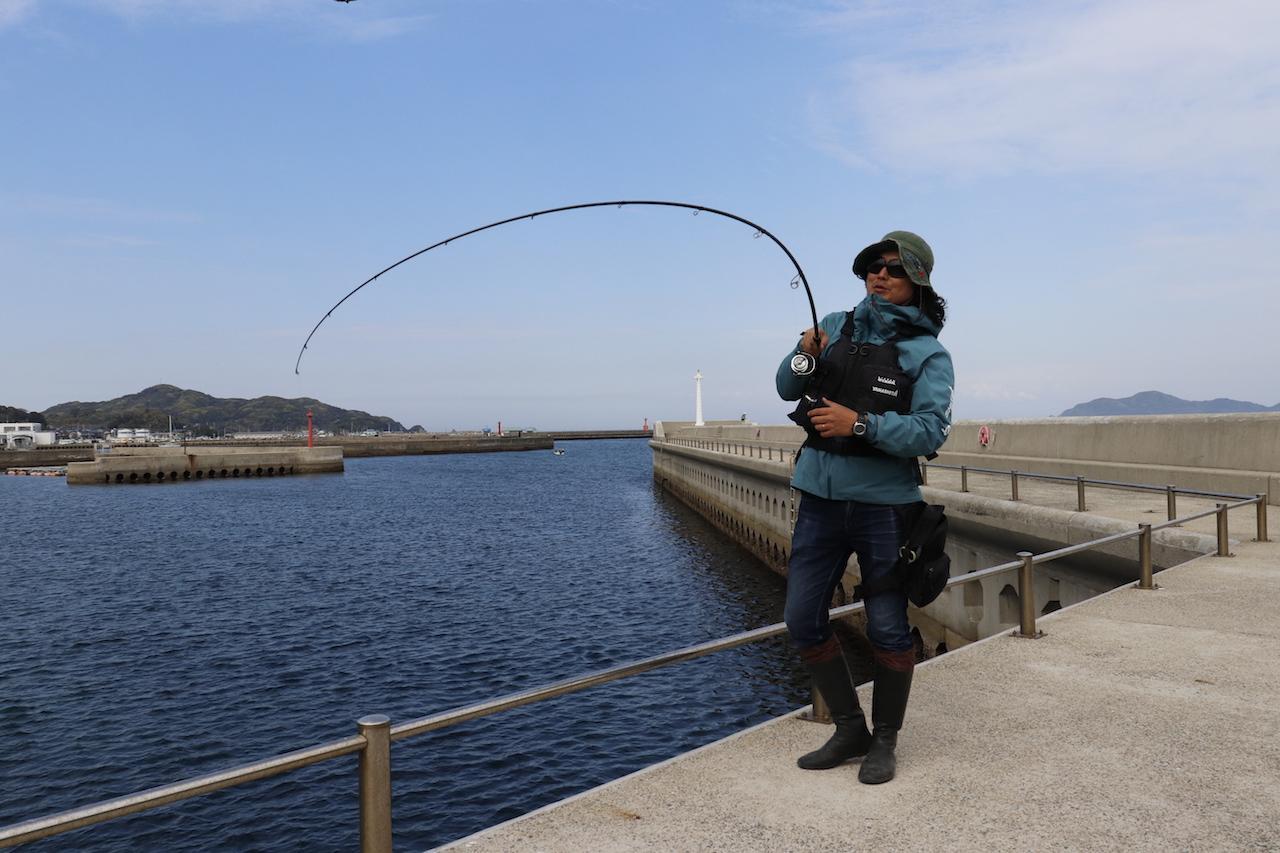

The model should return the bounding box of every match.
[858,648,914,785]
[797,636,871,770]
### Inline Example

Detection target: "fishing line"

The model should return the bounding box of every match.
[294,200,819,374]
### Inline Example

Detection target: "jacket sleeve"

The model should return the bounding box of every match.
[776,343,807,401]
[776,312,843,401]
[865,349,954,458]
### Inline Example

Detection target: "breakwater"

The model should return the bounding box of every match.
[66,446,344,485]
[650,420,1214,652]
[0,433,656,472]
[325,434,552,457]
[0,435,553,473]
[547,430,652,441]
[167,434,553,458]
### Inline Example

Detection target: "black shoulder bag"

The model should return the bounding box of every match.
[857,501,950,608]
[896,501,950,607]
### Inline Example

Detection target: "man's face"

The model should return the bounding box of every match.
[864,251,915,306]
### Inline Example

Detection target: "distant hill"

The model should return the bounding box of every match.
[39,385,405,434]
[1061,391,1280,417]
[0,405,45,424]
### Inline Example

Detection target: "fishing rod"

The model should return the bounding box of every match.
[294,199,820,375]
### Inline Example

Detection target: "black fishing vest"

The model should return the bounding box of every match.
[787,311,923,456]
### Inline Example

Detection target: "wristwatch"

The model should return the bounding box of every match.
[852,415,867,437]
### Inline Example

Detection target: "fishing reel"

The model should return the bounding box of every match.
[790,351,816,376]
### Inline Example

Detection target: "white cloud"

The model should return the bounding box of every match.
[812,0,1280,181]
[0,0,36,29]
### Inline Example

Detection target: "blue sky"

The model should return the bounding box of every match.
[2,0,1277,430]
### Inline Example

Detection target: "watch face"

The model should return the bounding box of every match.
[853,421,866,436]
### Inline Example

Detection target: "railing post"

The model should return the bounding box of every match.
[810,680,831,724]
[1166,485,1178,523]
[1011,470,1019,502]
[1076,476,1087,512]
[1137,523,1154,590]
[1216,503,1232,557]
[920,461,928,485]
[961,465,969,493]
[1016,551,1040,638]
[357,715,393,853]
[1256,495,1269,542]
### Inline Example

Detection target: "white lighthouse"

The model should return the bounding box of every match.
[694,370,705,426]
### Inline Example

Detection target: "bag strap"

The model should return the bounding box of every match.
[911,453,938,485]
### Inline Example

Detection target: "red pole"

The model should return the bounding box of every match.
[642,417,649,431]
[307,409,314,448]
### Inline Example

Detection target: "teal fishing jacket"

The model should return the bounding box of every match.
[775,295,954,505]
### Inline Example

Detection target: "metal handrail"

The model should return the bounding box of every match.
[0,736,366,846]
[925,461,1255,501]
[1,492,1268,851]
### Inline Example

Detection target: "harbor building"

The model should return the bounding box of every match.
[0,422,57,450]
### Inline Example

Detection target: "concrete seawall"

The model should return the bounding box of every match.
[547,430,652,441]
[939,412,1280,504]
[0,447,94,470]
[169,434,553,457]
[323,435,551,457]
[66,446,344,485]
[651,421,1217,651]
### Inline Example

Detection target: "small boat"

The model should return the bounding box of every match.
[552,448,565,456]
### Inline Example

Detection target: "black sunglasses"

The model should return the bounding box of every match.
[863,259,909,279]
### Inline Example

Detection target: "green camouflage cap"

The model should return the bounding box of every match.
[852,230,934,289]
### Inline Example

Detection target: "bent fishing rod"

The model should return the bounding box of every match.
[294,199,820,375]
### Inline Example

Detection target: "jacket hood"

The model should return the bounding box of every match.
[854,294,941,339]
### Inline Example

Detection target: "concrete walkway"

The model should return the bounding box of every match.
[442,485,1280,852]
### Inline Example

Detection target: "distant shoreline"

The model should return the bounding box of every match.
[0,431,653,471]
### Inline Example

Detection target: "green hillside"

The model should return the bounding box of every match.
[0,405,45,424]
[39,385,405,434]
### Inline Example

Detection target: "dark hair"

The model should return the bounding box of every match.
[918,286,947,328]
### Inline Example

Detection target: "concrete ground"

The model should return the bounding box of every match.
[439,481,1280,852]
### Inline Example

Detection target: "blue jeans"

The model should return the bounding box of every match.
[784,493,913,653]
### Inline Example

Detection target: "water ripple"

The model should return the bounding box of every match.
[0,441,805,851]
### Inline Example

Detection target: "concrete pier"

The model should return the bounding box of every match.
[65,446,343,485]
[442,484,1280,852]
[650,422,1222,652]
